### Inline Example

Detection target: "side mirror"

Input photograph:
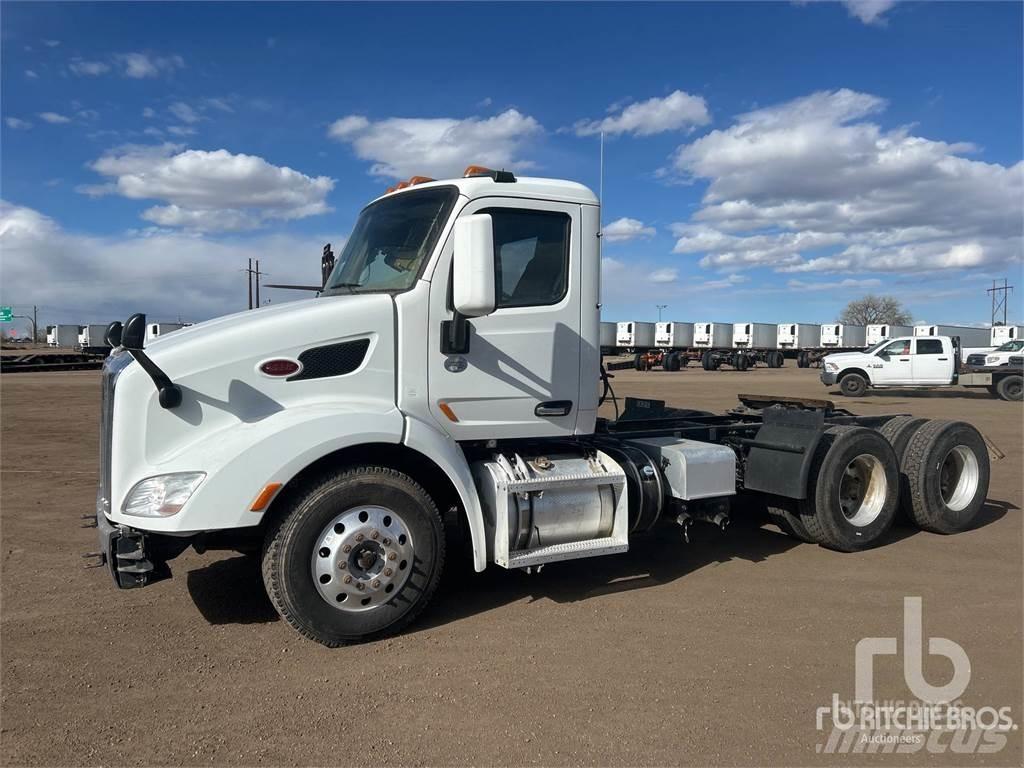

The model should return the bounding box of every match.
[122,313,147,350]
[453,214,496,317]
[105,321,123,348]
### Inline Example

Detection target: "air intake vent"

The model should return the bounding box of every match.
[288,338,370,381]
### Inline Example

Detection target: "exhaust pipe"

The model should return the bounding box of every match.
[675,512,693,543]
[711,511,730,532]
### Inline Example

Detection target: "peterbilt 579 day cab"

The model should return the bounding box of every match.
[821,336,1023,401]
[93,167,995,646]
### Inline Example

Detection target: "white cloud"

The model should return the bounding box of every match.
[115,52,184,78]
[204,97,234,113]
[69,59,111,76]
[142,107,156,118]
[77,109,99,121]
[166,125,197,137]
[842,0,896,25]
[169,101,202,124]
[0,200,339,323]
[38,112,71,124]
[786,277,882,290]
[42,39,61,47]
[5,117,32,130]
[573,90,710,136]
[603,217,656,243]
[667,88,1023,275]
[649,268,678,283]
[80,143,335,232]
[25,69,39,79]
[327,109,542,179]
[700,273,750,290]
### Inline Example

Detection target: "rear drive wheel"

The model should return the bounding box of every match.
[878,416,929,523]
[800,426,899,551]
[903,420,990,533]
[733,352,749,371]
[765,497,815,543]
[773,351,785,368]
[996,375,1022,401]
[262,466,445,646]
[701,350,713,370]
[797,351,808,368]
[664,352,680,372]
[633,353,643,371]
[839,373,868,397]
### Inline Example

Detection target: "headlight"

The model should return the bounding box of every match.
[123,472,205,517]
[825,362,839,372]
[986,356,998,364]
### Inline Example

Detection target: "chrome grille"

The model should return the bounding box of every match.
[97,350,131,517]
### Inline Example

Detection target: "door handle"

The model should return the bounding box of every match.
[938,357,948,361]
[535,400,573,417]
[899,358,910,361]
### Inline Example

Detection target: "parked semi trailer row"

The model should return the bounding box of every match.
[601,319,1017,372]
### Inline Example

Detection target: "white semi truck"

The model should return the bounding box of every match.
[91,167,993,646]
[990,325,1019,346]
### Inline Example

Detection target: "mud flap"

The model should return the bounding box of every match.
[741,406,825,500]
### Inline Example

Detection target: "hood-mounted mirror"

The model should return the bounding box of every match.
[120,312,182,409]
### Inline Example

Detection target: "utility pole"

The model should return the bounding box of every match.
[247,258,253,310]
[987,278,1014,326]
[656,304,667,321]
[255,259,261,307]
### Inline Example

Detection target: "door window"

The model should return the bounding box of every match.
[915,339,944,355]
[879,339,911,356]
[481,209,570,309]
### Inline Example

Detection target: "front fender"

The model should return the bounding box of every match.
[403,416,487,572]
[109,402,405,532]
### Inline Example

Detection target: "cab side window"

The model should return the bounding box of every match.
[481,209,570,309]
[916,339,944,355]
[879,339,911,356]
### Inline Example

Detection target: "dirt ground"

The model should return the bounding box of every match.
[1,366,1021,766]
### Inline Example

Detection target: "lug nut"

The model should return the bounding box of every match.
[383,568,393,577]
[382,538,391,545]
[371,530,380,540]
[338,562,347,570]
[355,533,364,542]
[342,544,352,553]
[388,552,397,561]
[355,582,365,591]
[372,580,381,589]
[343,575,353,584]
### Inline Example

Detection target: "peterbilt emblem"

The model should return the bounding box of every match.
[444,356,468,373]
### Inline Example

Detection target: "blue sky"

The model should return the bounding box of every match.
[1,1,1022,334]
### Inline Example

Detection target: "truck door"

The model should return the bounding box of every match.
[427,198,582,440]
[912,337,951,383]
[873,338,913,384]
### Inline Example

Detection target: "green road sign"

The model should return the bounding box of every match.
[0,306,12,323]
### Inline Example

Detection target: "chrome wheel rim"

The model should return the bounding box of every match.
[838,453,887,527]
[311,506,414,613]
[939,446,980,512]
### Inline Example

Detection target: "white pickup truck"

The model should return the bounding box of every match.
[979,339,1024,367]
[821,335,1023,401]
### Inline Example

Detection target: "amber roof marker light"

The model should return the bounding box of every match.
[463,165,516,183]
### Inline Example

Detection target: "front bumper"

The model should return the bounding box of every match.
[820,370,837,386]
[94,508,186,589]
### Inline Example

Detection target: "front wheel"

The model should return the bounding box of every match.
[839,373,868,397]
[262,466,445,646]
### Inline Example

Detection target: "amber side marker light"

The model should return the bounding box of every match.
[250,482,283,512]
[438,402,459,422]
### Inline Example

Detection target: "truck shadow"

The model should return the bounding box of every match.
[183,499,1015,630]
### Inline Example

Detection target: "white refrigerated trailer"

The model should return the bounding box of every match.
[991,325,1019,346]
[777,323,822,368]
[615,321,656,351]
[795,325,869,368]
[46,324,80,348]
[866,324,914,346]
[146,323,188,344]
[730,322,784,368]
[78,324,113,355]
[655,321,694,350]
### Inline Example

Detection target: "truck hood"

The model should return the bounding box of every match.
[821,351,869,366]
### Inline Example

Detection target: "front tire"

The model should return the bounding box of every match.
[262,466,445,646]
[839,373,868,397]
[996,375,1022,401]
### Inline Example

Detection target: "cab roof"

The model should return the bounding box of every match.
[369,168,598,207]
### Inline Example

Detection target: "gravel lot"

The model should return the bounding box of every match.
[2,366,1020,766]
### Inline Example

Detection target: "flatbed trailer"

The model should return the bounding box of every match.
[0,353,105,373]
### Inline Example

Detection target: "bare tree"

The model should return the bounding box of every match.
[839,295,913,326]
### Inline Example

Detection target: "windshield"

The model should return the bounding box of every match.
[322,186,457,295]
[863,340,889,354]
[996,340,1024,352]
